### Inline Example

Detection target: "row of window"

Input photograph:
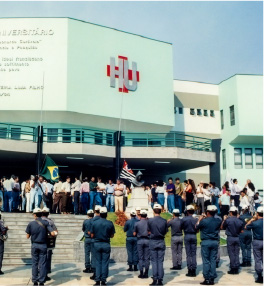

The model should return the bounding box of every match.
[222,148,263,169]
[174,107,215,117]
[220,105,235,129]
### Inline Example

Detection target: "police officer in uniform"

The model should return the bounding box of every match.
[83,209,94,273]
[221,206,243,275]
[26,208,55,286]
[124,209,139,271]
[181,205,198,277]
[0,211,8,275]
[245,206,263,283]
[239,205,252,267]
[133,209,150,279]
[90,205,101,280]
[90,207,115,286]
[41,207,58,281]
[196,205,222,285]
[168,209,183,270]
[148,204,168,286]
[214,212,222,268]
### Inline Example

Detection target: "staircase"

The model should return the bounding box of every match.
[2,213,86,265]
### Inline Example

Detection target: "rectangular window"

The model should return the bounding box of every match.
[197,109,202,116]
[234,148,242,169]
[210,110,215,117]
[11,128,21,140]
[75,130,84,143]
[220,110,224,129]
[0,128,7,139]
[222,149,226,169]
[230,105,235,126]
[94,132,103,145]
[190,108,195,115]
[62,129,71,143]
[47,128,58,143]
[245,148,253,169]
[106,134,113,146]
[255,148,263,169]
[133,138,147,146]
[179,107,183,114]
[204,110,208,116]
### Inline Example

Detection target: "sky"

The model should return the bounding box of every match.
[0,1,262,84]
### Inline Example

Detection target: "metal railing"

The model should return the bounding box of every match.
[0,123,212,152]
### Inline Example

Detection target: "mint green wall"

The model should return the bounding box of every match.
[66,19,174,131]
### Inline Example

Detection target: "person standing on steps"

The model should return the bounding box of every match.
[148,204,168,286]
[168,209,183,270]
[41,207,58,282]
[133,209,150,280]
[124,209,139,272]
[0,211,8,275]
[221,206,243,275]
[25,208,55,286]
[90,207,115,286]
[181,205,198,277]
[83,209,95,274]
[195,205,222,285]
[245,206,263,284]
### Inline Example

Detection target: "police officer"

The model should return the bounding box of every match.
[83,209,94,273]
[133,209,150,279]
[214,212,222,268]
[0,211,8,275]
[168,208,183,270]
[245,206,263,283]
[90,205,101,280]
[124,209,139,271]
[26,208,55,286]
[239,205,252,267]
[196,205,222,285]
[90,206,115,286]
[148,204,168,286]
[221,206,243,275]
[136,207,141,220]
[181,205,198,277]
[41,207,58,281]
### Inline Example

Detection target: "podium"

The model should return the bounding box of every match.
[125,187,153,218]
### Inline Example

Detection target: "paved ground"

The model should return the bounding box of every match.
[0,258,257,286]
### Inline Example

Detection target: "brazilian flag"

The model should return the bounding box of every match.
[40,155,59,182]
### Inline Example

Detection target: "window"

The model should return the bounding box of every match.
[234,148,242,169]
[75,130,84,143]
[204,110,208,117]
[230,105,235,126]
[245,148,253,169]
[210,110,215,117]
[94,132,103,145]
[11,128,21,140]
[190,108,195,115]
[62,129,71,143]
[0,128,7,139]
[47,128,58,143]
[222,149,226,169]
[106,134,113,146]
[220,110,224,129]
[179,107,183,114]
[197,109,202,116]
[133,138,147,146]
[255,148,263,169]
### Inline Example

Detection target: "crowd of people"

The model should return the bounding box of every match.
[0,175,262,216]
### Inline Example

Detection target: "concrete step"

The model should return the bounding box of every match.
[4,247,74,253]
[5,221,83,227]
[7,230,81,235]
[4,252,73,258]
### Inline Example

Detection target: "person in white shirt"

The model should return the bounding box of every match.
[71,177,82,215]
[254,192,262,210]
[43,180,54,211]
[35,176,45,208]
[3,177,13,212]
[96,177,106,207]
[155,180,166,212]
[21,180,26,212]
[239,189,250,213]
[61,176,71,214]
[196,182,204,214]
[231,179,242,208]
[203,183,211,212]
[29,175,38,212]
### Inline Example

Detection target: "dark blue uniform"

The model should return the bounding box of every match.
[181,215,198,271]
[134,218,150,272]
[0,220,7,273]
[168,217,183,268]
[148,216,168,281]
[124,217,139,267]
[25,218,53,284]
[246,218,263,276]
[222,216,243,271]
[196,217,222,281]
[239,213,252,264]
[82,218,94,270]
[90,215,101,272]
[90,217,115,283]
